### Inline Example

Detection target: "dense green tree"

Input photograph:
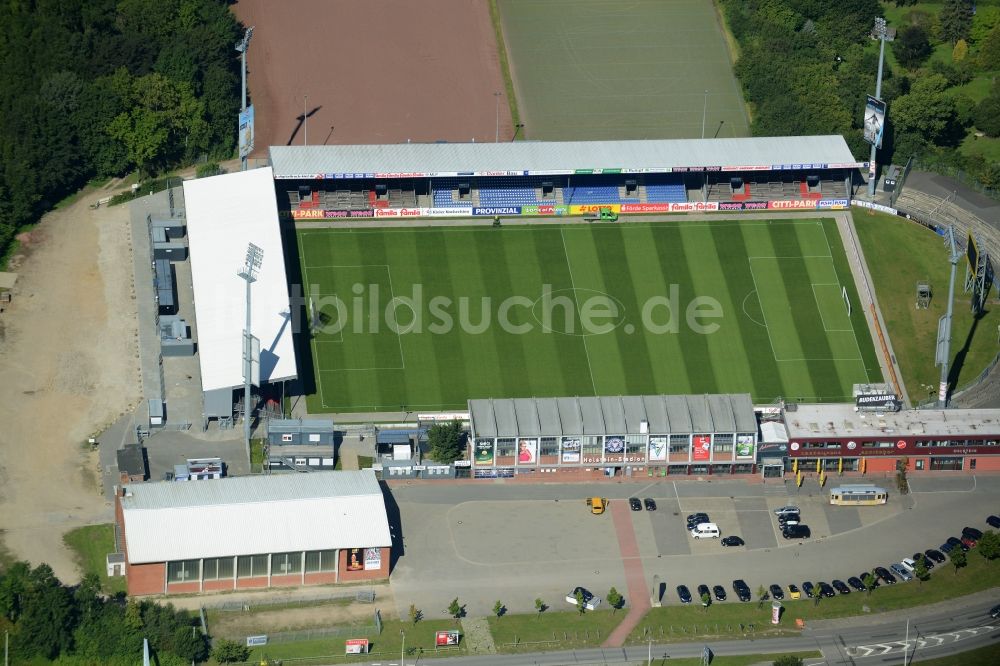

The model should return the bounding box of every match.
[949,548,967,574]
[894,26,933,69]
[428,420,467,463]
[970,7,1000,45]
[974,95,1000,137]
[213,638,251,663]
[890,74,961,153]
[13,565,75,659]
[978,530,1000,559]
[978,25,1000,70]
[940,0,974,45]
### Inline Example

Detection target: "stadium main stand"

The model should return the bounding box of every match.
[563,175,641,205]
[643,174,687,203]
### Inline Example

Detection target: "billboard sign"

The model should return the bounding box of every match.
[967,233,979,273]
[474,440,494,466]
[517,438,537,464]
[863,96,886,149]
[436,630,461,646]
[345,639,369,654]
[648,436,667,462]
[364,547,381,571]
[561,438,581,463]
[692,435,712,461]
[735,435,755,460]
[246,635,267,647]
[346,548,363,571]
[238,104,255,159]
[604,436,625,456]
[855,393,901,412]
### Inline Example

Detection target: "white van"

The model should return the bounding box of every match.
[690,522,721,539]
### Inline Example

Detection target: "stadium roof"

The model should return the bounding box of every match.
[183,167,297,392]
[269,136,863,179]
[469,394,756,439]
[120,470,391,563]
[784,404,1000,440]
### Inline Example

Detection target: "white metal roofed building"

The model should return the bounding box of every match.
[468,394,758,479]
[116,469,392,595]
[183,167,297,421]
[269,136,864,178]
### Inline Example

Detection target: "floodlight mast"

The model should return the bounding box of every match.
[936,227,960,407]
[235,26,254,171]
[238,243,263,448]
[868,18,889,198]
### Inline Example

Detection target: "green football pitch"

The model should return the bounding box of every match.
[497,0,750,140]
[298,219,881,413]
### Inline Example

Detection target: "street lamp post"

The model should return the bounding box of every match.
[234,26,254,171]
[401,630,406,666]
[494,91,502,142]
[512,123,524,141]
[868,18,891,198]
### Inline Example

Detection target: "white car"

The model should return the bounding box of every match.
[773,505,800,516]
[566,587,602,610]
[900,558,917,574]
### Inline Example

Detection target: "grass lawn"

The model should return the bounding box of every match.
[627,551,1000,644]
[853,211,1000,402]
[496,0,749,140]
[62,524,126,595]
[488,608,624,651]
[299,219,879,412]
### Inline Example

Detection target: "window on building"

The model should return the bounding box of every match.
[582,436,602,462]
[540,437,559,457]
[713,433,734,446]
[713,444,732,453]
[625,435,646,454]
[237,554,268,578]
[202,557,234,581]
[304,550,338,573]
[271,552,302,575]
[669,434,689,454]
[495,438,515,457]
[167,559,200,583]
[929,457,963,471]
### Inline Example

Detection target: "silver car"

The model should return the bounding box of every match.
[773,505,800,516]
[890,563,913,582]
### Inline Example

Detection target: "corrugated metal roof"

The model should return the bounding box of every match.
[622,396,647,433]
[687,396,712,433]
[513,398,540,437]
[665,396,693,434]
[120,470,390,563]
[267,419,336,434]
[470,399,497,439]
[493,399,517,438]
[580,397,605,434]
[537,398,562,434]
[557,398,583,435]
[732,394,757,432]
[642,395,669,433]
[269,136,859,178]
[707,394,736,432]
[600,396,626,433]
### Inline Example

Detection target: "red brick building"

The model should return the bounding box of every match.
[783,403,1000,474]
[116,469,391,596]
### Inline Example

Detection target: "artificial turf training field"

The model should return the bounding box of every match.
[299,219,881,413]
[497,0,750,140]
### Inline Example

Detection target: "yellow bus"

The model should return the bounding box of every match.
[829,484,887,506]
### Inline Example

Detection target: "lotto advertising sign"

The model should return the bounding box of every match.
[569,204,622,215]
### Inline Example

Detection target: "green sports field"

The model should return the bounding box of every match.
[496,0,750,140]
[298,219,880,413]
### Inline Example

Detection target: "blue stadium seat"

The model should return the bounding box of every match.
[644,175,687,203]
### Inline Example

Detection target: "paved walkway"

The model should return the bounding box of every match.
[461,615,498,654]
[602,501,651,647]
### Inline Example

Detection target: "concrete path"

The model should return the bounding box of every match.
[602,501,651,647]
[460,615,498,655]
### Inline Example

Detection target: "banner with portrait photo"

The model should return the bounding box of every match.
[346,548,363,571]
[647,436,667,462]
[561,438,581,463]
[474,440,494,466]
[735,434,756,460]
[517,439,537,464]
[692,435,712,461]
[863,95,886,149]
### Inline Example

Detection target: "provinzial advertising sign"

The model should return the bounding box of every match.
[473,206,521,216]
[692,435,712,461]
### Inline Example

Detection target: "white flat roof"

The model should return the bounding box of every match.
[121,470,391,563]
[184,167,297,392]
[784,404,1000,439]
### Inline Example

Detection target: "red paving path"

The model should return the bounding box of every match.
[602,501,650,647]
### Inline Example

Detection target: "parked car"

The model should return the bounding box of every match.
[778,513,800,526]
[733,579,752,602]
[644,498,657,511]
[629,497,642,511]
[817,582,836,598]
[990,603,1000,619]
[686,513,710,529]
[721,536,745,547]
[875,567,897,585]
[802,581,816,598]
[782,524,811,539]
[940,541,955,554]
[788,584,801,600]
[891,563,913,582]
[712,585,727,601]
[769,584,784,600]
[860,572,879,589]
[963,526,984,540]
[987,515,1000,529]
[925,549,946,564]
[677,585,693,604]
[912,553,934,570]
[774,505,800,516]
[900,558,918,574]
[847,577,866,592]
[697,584,712,605]
[832,580,850,595]
[947,536,970,552]
[566,587,602,610]
[962,536,978,549]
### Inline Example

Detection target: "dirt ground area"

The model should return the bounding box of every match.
[231,0,512,151]
[210,600,385,638]
[0,183,141,582]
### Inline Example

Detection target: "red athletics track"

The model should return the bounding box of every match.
[231,0,513,154]
[603,499,651,647]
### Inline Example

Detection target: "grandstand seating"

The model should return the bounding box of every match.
[431,178,477,208]
[477,176,554,207]
[643,175,687,203]
[563,175,640,205]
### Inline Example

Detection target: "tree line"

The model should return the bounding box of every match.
[0,0,242,266]
[719,0,1000,190]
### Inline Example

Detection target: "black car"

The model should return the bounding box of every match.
[990,603,1000,619]
[697,584,712,605]
[940,541,955,553]
[782,524,811,539]
[925,549,946,564]
[712,585,727,601]
[769,584,784,600]
[860,572,879,589]
[874,567,897,584]
[677,585,692,604]
[802,581,816,598]
[777,513,800,526]
[686,513,710,529]
[732,579,752,602]
[847,577,866,592]
[987,515,1000,529]
[721,536,745,547]
[644,498,657,511]
[817,582,835,598]
[963,526,984,540]
[832,580,850,595]
[629,497,642,511]
[946,536,970,552]
[912,553,934,570]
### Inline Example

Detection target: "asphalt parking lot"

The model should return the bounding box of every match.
[387,475,998,619]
